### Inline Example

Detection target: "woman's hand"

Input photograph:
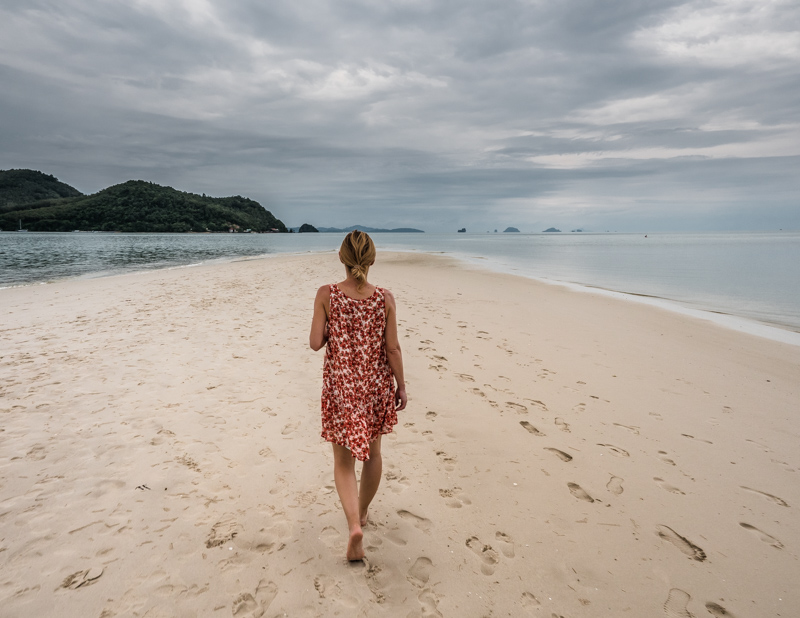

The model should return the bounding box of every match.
[394,385,407,411]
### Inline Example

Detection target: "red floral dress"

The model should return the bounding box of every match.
[321,283,397,461]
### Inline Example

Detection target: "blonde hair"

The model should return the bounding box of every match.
[339,230,376,288]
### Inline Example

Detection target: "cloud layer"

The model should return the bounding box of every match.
[1,0,798,231]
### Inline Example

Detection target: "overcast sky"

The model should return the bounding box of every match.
[1,0,798,232]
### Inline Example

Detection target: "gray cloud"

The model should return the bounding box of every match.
[1,0,798,231]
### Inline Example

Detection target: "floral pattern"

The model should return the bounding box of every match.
[321,283,397,461]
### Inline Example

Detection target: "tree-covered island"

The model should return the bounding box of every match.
[0,171,287,233]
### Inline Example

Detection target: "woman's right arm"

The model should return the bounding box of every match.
[309,285,330,351]
[383,290,407,411]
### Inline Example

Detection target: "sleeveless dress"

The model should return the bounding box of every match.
[321,283,397,461]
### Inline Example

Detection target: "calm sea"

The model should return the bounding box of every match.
[2,231,799,339]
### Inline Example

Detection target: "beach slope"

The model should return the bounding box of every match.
[1,252,798,616]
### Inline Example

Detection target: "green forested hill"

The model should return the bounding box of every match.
[0,177,287,233]
[0,169,83,212]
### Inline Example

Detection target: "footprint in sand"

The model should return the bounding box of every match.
[654,478,685,495]
[25,445,46,461]
[606,476,624,495]
[382,526,408,546]
[177,453,200,472]
[521,591,541,608]
[365,561,391,603]
[573,403,586,413]
[435,450,457,471]
[281,422,298,435]
[505,402,528,413]
[745,438,770,453]
[426,411,437,420]
[520,421,545,436]
[206,514,240,548]
[407,557,434,586]
[739,486,788,507]
[418,587,443,617]
[524,399,548,412]
[739,523,783,549]
[655,525,706,561]
[663,588,694,618]
[385,469,410,493]
[471,388,486,397]
[60,567,104,590]
[314,575,358,607]
[598,444,629,457]
[568,482,594,503]
[705,602,736,617]
[398,510,432,532]
[232,580,278,617]
[439,487,472,508]
[682,433,713,444]
[466,536,500,575]
[495,531,515,558]
[614,423,639,435]
[658,451,677,466]
[544,447,572,462]
[258,447,273,458]
[455,373,475,382]
[554,417,570,432]
[429,364,447,372]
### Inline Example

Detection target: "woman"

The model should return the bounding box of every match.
[309,231,407,561]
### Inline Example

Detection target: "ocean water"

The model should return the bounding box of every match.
[2,231,799,339]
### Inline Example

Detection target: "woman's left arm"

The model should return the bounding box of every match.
[309,285,330,351]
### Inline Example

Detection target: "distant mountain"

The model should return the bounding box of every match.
[0,177,286,233]
[542,227,561,233]
[1,169,83,212]
[503,227,520,232]
[299,223,319,232]
[316,225,424,233]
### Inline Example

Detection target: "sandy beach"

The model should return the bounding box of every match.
[1,250,798,617]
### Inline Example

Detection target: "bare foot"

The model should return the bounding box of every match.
[360,509,369,527]
[347,527,365,561]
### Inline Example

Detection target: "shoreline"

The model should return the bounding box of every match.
[6,244,797,346]
[2,251,798,616]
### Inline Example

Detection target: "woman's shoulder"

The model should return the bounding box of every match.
[316,284,333,300]
[378,286,395,305]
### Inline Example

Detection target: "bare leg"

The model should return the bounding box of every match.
[359,436,382,526]
[332,443,364,561]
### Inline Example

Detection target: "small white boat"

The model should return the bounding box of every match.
[17,219,28,232]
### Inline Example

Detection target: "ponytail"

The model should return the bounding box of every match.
[339,231,376,289]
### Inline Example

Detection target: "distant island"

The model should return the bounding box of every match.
[316,225,424,233]
[503,227,520,233]
[542,227,561,233]
[457,228,466,233]
[0,169,286,233]
[298,223,319,233]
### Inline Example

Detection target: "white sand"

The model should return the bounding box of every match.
[1,251,798,617]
